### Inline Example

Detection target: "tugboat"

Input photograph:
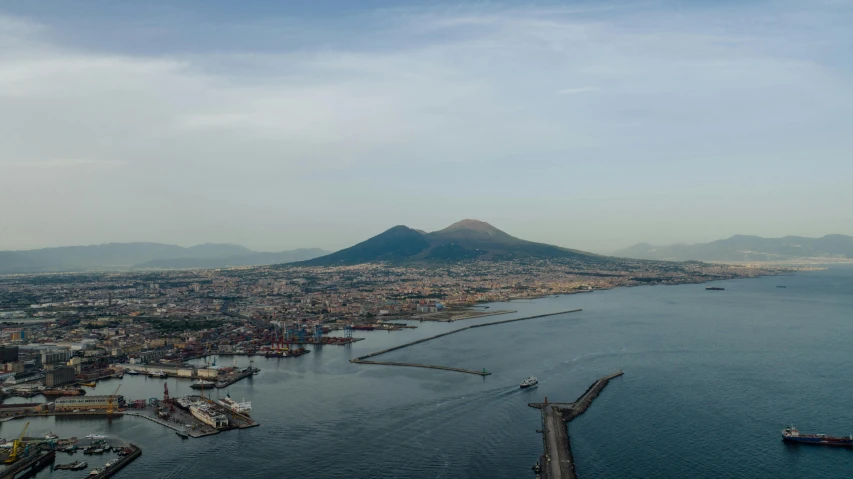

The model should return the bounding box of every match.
[782,425,853,446]
[520,377,538,389]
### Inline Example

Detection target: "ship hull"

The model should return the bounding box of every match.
[783,436,853,446]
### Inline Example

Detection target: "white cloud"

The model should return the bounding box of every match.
[0,2,851,250]
[557,86,600,95]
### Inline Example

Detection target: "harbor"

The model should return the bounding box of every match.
[529,371,624,479]
[0,431,141,479]
[351,309,583,375]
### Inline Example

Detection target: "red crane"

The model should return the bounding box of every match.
[163,382,175,412]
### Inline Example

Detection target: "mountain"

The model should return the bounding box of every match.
[0,243,328,274]
[299,219,602,266]
[614,234,853,262]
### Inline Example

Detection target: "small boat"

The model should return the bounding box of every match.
[125,369,140,375]
[148,370,167,378]
[71,461,88,471]
[85,434,107,439]
[190,379,215,390]
[45,431,59,440]
[705,287,725,291]
[88,468,102,476]
[782,425,853,446]
[520,376,538,388]
[105,459,119,469]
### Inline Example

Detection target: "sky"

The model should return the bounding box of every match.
[0,0,851,254]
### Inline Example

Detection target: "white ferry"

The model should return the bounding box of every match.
[520,377,538,388]
[190,403,229,429]
[216,394,252,416]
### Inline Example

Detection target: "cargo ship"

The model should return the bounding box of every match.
[42,388,86,398]
[705,287,725,291]
[782,426,853,446]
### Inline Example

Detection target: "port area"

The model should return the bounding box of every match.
[118,364,259,389]
[122,395,258,438]
[351,309,582,376]
[0,436,140,479]
[528,371,624,479]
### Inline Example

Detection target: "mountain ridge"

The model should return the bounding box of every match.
[0,243,328,274]
[614,234,853,262]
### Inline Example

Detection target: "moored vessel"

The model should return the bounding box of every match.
[216,394,252,416]
[190,379,215,390]
[782,425,853,446]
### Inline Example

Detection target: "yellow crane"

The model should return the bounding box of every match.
[107,384,122,414]
[4,421,30,464]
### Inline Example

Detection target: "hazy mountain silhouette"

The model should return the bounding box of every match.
[614,234,853,262]
[299,219,602,266]
[0,243,328,274]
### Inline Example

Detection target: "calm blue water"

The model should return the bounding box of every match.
[6,266,853,478]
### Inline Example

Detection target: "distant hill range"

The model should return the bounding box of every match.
[0,243,327,274]
[614,234,853,262]
[298,219,604,266]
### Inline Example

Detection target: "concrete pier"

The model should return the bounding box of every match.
[351,309,582,375]
[529,371,623,479]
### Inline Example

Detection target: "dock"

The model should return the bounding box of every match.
[0,449,54,479]
[89,443,141,479]
[528,371,623,479]
[351,309,582,375]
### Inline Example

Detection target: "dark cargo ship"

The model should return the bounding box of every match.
[705,287,725,291]
[782,426,853,446]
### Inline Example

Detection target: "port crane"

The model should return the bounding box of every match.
[106,384,122,414]
[4,421,30,464]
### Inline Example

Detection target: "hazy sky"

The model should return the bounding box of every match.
[1,0,851,253]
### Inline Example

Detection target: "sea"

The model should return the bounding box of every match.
[6,266,853,478]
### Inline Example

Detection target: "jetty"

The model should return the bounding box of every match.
[351,309,582,375]
[528,371,623,479]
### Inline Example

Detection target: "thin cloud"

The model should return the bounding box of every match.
[557,86,600,95]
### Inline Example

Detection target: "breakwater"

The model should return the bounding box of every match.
[529,371,624,479]
[350,309,582,375]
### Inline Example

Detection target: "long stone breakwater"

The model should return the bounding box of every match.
[350,309,582,376]
[529,371,624,479]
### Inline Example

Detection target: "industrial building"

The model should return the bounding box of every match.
[45,366,76,387]
[54,395,123,412]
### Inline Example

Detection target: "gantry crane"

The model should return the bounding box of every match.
[107,384,122,414]
[4,421,30,464]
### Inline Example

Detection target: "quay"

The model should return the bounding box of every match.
[89,443,141,479]
[0,450,54,479]
[528,371,624,479]
[351,309,582,375]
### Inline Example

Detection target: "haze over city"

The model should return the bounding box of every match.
[1,0,851,253]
